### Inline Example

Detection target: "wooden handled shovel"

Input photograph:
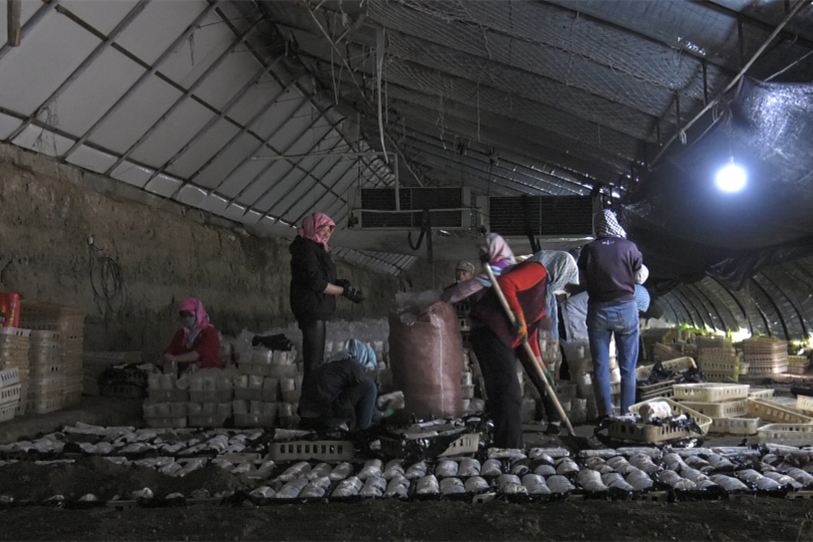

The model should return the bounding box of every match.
[482,262,578,438]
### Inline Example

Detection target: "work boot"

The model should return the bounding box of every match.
[544,421,561,436]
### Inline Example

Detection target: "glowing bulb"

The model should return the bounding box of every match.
[716,160,746,192]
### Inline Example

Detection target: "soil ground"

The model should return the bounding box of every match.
[1,498,812,541]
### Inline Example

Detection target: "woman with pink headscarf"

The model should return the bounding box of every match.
[164,297,221,374]
[290,212,364,380]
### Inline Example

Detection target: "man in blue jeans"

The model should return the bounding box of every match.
[578,209,644,418]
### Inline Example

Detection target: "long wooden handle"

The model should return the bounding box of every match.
[482,262,576,437]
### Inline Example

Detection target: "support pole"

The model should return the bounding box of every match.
[7,0,21,47]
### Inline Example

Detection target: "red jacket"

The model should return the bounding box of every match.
[165,325,221,369]
[470,261,548,358]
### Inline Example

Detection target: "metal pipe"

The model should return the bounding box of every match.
[0,0,59,63]
[6,0,21,47]
[649,0,809,169]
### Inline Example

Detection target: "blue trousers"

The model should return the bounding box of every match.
[587,300,639,416]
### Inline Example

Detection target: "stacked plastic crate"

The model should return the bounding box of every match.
[20,303,84,414]
[561,339,619,421]
[672,383,759,436]
[0,367,22,423]
[698,346,742,382]
[742,338,789,375]
[0,328,30,416]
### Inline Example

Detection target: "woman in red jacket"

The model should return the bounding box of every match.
[164,297,221,375]
[469,256,556,448]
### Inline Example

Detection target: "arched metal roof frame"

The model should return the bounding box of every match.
[745,278,788,339]
[0,0,409,237]
[756,268,810,339]
[685,282,727,331]
[700,277,750,332]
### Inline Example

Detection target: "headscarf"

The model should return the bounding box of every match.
[526,251,580,342]
[179,297,210,348]
[593,209,627,239]
[635,264,650,285]
[328,338,377,370]
[634,284,651,313]
[298,212,335,251]
[527,251,579,293]
[474,233,516,288]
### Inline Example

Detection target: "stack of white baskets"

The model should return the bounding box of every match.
[0,367,22,423]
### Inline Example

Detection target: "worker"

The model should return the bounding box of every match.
[441,233,516,304]
[298,339,387,431]
[164,298,221,375]
[290,212,364,383]
[578,209,643,419]
[468,235,556,447]
[526,251,580,344]
[454,260,476,283]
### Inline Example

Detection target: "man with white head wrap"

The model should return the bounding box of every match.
[578,209,644,418]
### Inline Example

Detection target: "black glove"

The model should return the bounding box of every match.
[334,279,350,289]
[342,285,365,304]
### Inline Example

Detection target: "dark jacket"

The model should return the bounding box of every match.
[289,236,338,323]
[578,237,642,304]
[298,358,370,418]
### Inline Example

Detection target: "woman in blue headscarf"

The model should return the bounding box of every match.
[297,339,382,431]
[525,251,580,343]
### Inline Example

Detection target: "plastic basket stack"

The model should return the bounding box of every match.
[672,383,759,436]
[562,338,619,422]
[0,367,23,423]
[742,338,788,375]
[698,347,743,382]
[19,303,84,414]
[0,328,30,416]
[788,355,809,375]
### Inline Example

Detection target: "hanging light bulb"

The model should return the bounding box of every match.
[716,158,746,192]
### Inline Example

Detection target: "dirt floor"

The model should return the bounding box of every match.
[1,497,812,541]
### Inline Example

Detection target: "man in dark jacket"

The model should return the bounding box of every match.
[578,209,643,418]
[298,339,383,431]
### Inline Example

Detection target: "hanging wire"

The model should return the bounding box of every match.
[89,244,126,324]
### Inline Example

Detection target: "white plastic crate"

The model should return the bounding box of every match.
[748,388,774,399]
[673,383,749,403]
[0,367,21,388]
[0,402,15,423]
[679,399,748,418]
[796,395,813,413]
[0,383,21,407]
[607,397,712,443]
[748,398,813,424]
[758,424,813,446]
[709,417,760,435]
[270,440,355,461]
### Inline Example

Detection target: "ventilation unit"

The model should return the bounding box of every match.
[488,196,594,237]
[350,187,484,230]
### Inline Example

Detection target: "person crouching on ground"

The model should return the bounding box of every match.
[164,297,221,375]
[298,339,387,431]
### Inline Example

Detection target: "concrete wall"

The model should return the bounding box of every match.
[0,144,407,361]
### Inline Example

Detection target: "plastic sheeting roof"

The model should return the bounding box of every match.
[264,0,813,194]
[0,0,413,275]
